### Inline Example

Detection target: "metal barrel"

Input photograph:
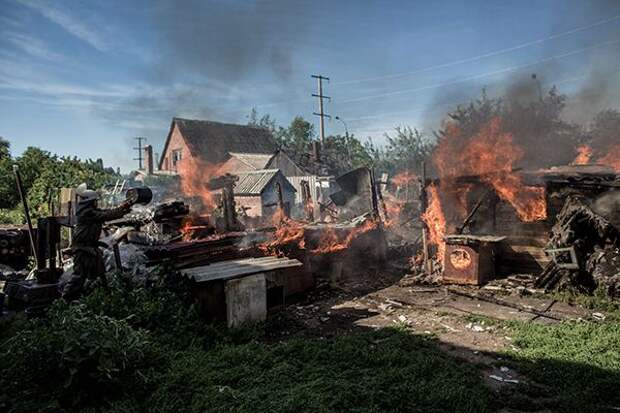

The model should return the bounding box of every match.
[126,187,153,205]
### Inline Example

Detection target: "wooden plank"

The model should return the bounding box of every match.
[184,258,303,283]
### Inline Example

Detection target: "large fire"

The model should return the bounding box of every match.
[421,184,446,260]
[177,157,225,213]
[176,157,227,238]
[422,117,547,260]
[259,208,379,256]
[310,218,379,254]
[434,118,546,222]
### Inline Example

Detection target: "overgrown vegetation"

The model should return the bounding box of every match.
[0,271,494,413]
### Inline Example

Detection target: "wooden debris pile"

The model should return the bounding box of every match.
[143,234,254,269]
[536,194,620,297]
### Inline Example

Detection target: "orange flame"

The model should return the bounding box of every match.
[434,117,546,222]
[259,212,379,256]
[310,218,379,254]
[572,145,593,165]
[421,184,446,261]
[259,211,306,255]
[598,144,620,172]
[382,192,405,228]
[177,157,224,214]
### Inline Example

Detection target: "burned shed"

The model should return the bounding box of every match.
[234,169,296,219]
[438,164,620,277]
[158,118,277,172]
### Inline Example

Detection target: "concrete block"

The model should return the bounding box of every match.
[225,273,267,327]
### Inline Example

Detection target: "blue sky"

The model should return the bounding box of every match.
[1,0,619,171]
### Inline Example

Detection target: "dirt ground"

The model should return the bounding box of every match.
[269,261,594,397]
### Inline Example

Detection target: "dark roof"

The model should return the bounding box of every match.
[160,118,277,167]
[234,169,296,196]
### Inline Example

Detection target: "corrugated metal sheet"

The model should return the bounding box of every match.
[234,169,280,195]
[287,175,336,204]
[287,175,318,204]
[228,152,273,170]
[183,256,303,283]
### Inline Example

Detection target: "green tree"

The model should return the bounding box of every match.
[277,116,315,153]
[0,137,9,159]
[383,126,434,175]
[0,138,17,209]
[320,134,374,175]
[0,141,119,220]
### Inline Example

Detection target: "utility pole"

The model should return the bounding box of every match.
[133,137,147,170]
[312,74,330,144]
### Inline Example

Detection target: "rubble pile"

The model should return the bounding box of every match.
[536,195,620,296]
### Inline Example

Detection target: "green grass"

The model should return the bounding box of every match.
[550,288,620,320]
[2,270,619,413]
[141,329,491,413]
[449,295,620,412]
[501,318,620,412]
[0,273,492,413]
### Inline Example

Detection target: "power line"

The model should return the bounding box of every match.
[211,15,620,115]
[348,68,620,138]
[312,74,331,144]
[133,137,147,170]
[338,39,620,104]
[244,28,620,113]
[333,13,620,86]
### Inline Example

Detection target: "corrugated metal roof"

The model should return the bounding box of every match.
[183,256,303,283]
[234,169,280,195]
[228,152,274,170]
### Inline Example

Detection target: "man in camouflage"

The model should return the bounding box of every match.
[61,184,133,300]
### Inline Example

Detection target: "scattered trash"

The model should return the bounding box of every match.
[489,374,519,384]
[466,322,485,332]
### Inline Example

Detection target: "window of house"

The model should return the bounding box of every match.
[172,149,182,169]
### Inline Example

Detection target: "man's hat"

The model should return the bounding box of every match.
[75,183,99,201]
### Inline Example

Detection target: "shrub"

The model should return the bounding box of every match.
[0,301,162,412]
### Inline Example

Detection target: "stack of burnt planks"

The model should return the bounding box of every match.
[144,234,256,269]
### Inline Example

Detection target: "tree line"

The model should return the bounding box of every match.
[0,140,119,224]
[249,86,620,178]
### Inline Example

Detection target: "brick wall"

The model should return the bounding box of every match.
[160,124,192,172]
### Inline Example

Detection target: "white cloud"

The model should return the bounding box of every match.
[16,0,108,52]
[5,31,64,61]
